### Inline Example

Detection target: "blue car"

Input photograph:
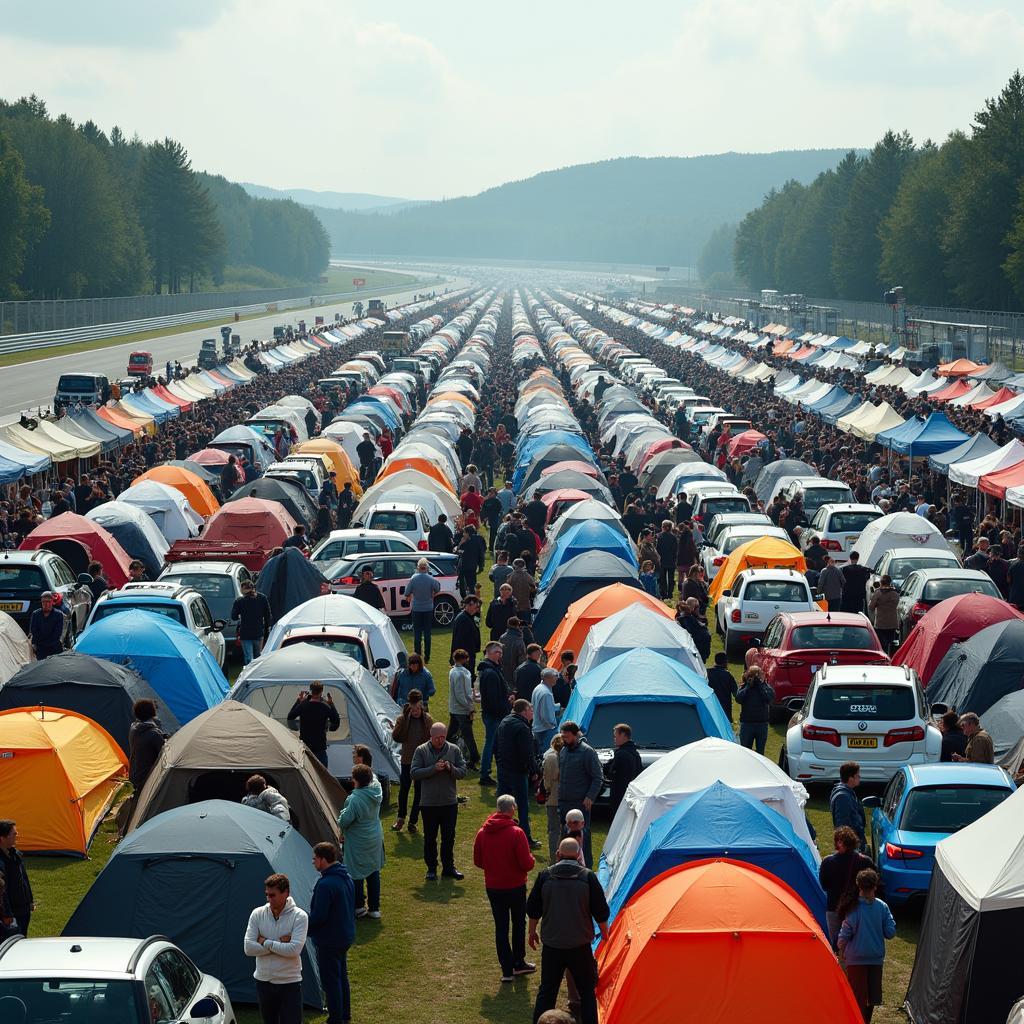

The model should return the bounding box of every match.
[864,763,1016,905]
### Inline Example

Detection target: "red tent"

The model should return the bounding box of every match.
[971,386,1020,410]
[206,370,235,387]
[727,430,767,459]
[202,497,297,550]
[541,488,592,524]
[151,384,191,411]
[20,512,133,587]
[979,460,1024,499]
[929,379,972,402]
[636,438,691,473]
[892,593,1024,685]
[540,460,601,479]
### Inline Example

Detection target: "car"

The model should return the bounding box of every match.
[157,561,254,654]
[324,551,461,625]
[309,529,418,571]
[801,503,884,564]
[894,568,1001,642]
[0,549,93,646]
[780,478,856,520]
[690,487,752,526]
[0,934,235,1024]
[863,763,1016,905]
[744,611,890,715]
[265,459,325,495]
[275,624,397,683]
[701,524,790,580]
[86,583,227,668]
[703,512,772,551]
[781,663,942,784]
[356,502,432,550]
[716,568,820,655]
[867,547,963,595]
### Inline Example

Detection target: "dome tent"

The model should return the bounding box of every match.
[0,610,31,685]
[84,500,169,580]
[576,604,705,678]
[927,619,1024,716]
[538,520,638,585]
[256,547,329,622]
[19,512,133,586]
[116,479,204,542]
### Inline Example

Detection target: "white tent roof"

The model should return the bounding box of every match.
[576,605,705,678]
[836,400,878,433]
[0,611,31,686]
[85,500,171,564]
[545,499,628,548]
[948,383,996,408]
[656,461,728,499]
[116,480,203,542]
[850,512,950,570]
[905,368,939,394]
[985,392,1024,420]
[949,438,1024,488]
[849,402,905,441]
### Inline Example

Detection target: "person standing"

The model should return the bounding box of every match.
[450,595,482,671]
[128,699,166,794]
[28,592,64,660]
[531,668,560,758]
[736,666,774,755]
[527,837,610,1024]
[478,642,510,787]
[840,552,871,614]
[499,618,527,686]
[952,712,995,763]
[508,558,537,623]
[0,821,33,936]
[231,579,273,665]
[494,699,540,850]
[352,567,385,610]
[830,762,866,850]
[287,682,340,768]
[514,643,544,701]
[337,764,385,920]
[356,432,377,486]
[938,710,969,761]
[818,555,845,611]
[607,724,643,818]
[243,873,309,1024]
[707,652,738,721]
[473,794,537,983]
[410,722,467,881]
[391,654,435,709]
[557,723,602,867]
[486,582,518,640]
[390,690,432,834]
[819,826,874,949]
[427,513,455,553]
[403,559,440,660]
[448,648,479,770]
[542,735,564,861]
[655,519,678,599]
[867,575,899,653]
[838,869,897,1023]
[308,842,355,1024]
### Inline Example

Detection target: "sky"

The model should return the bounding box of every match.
[1,0,1022,200]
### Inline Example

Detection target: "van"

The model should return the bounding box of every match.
[127,351,153,377]
[54,373,110,409]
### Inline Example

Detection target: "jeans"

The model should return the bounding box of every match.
[480,713,503,778]
[241,637,263,664]
[546,805,562,861]
[486,886,527,976]
[312,747,329,769]
[411,609,433,660]
[255,979,303,1024]
[397,763,421,824]
[558,803,593,867]
[421,803,458,873]
[354,871,380,912]
[497,771,532,843]
[448,713,479,766]
[532,944,598,1024]
[315,946,350,1024]
[533,728,556,759]
[740,721,768,754]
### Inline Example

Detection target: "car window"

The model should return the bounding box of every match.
[701,497,751,517]
[0,565,46,590]
[191,598,213,629]
[789,626,878,650]
[287,636,368,665]
[883,773,905,818]
[0,979,139,1021]
[813,685,917,721]
[899,785,1011,833]
[763,617,785,648]
[888,556,957,578]
[743,581,809,603]
[922,578,999,602]
[165,574,236,601]
[828,511,880,533]
[94,602,186,625]
[427,557,457,577]
[313,541,345,562]
[144,961,177,1023]
[51,558,77,587]
[386,558,421,581]
[153,950,200,1016]
[370,510,416,532]
[353,539,389,553]
[722,532,766,554]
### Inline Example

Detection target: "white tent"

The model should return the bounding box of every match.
[949,439,1024,488]
[849,402,905,441]
[656,461,728,498]
[836,400,877,434]
[353,480,461,525]
[850,512,950,570]
[0,611,31,685]
[545,499,629,548]
[576,605,705,678]
[85,500,171,566]
[948,383,996,408]
[321,420,366,465]
[116,480,203,542]
[598,737,817,904]
[985,392,1024,420]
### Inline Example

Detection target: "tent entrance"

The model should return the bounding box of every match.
[187,770,300,830]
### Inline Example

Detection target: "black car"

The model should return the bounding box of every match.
[0,550,93,646]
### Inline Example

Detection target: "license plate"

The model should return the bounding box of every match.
[744,612,758,620]
[0,602,24,613]
[847,535,859,545]
[847,736,878,749]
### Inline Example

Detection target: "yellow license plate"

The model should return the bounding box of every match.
[0,602,23,612]
[847,736,878,749]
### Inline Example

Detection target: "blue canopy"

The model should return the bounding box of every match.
[76,609,228,724]
[818,391,862,426]
[0,436,50,478]
[563,649,733,743]
[605,781,827,932]
[926,431,1000,475]
[346,398,401,431]
[120,390,176,424]
[539,520,638,588]
[830,336,857,351]
[877,412,969,458]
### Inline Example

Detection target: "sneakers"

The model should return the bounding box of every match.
[513,962,536,975]
[407,823,418,834]
[368,910,382,920]
[425,871,438,881]
[457,795,469,804]
[354,907,368,919]
[390,819,405,832]
[500,974,514,984]
[528,839,542,850]
[441,868,465,880]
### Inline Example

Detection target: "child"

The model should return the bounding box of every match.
[639,559,658,597]
[838,869,897,1023]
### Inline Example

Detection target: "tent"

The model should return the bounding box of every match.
[75,609,228,725]
[124,701,346,846]
[752,460,815,504]
[0,706,126,855]
[538,520,638,585]
[0,611,31,685]
[0,436,51,479]
[597,860,859,1024]
[927,619,1024,716]
[203,496,298,549]
[876,412,970,458]
[576,605,705,678]
[116,479,204,542]
[132,465,220,517]
[892,594,1024,686]
[62,801,323,1007]
[229,644,401,781]
[849,512,949,571]
[726,430,767,459]
[983,689,1024,763]
[544,583,674,664]
[605,782,827,933]
[533,469,613,503]
[0,651,180,754]
[562,649,732,748]
[980,459,1024,499]
[938,357,984,376]
[256,547,329,621]
[708,536,806,602]
[543,499,629,549]
[656,460,728,499]
[19,512,133,586]
[354,472,462,522]
[849,402,905,441]
[948,438,1024,488]
[230,477,317,530]
[929,379,973,403]
[376,455,455,493]
[84,501,169,579]
[291,438,362,495]
[928,433,1000,475]
[209,425,277,472]
[599,737,817,902]
[905,787,1024,1024]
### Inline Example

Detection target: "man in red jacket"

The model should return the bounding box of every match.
[473,794,537,983]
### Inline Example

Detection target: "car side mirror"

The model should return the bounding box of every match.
[813,591,824,602]
[930,702,948,718]
[721,589,731,597]
[76,573,94,587]
[861,795,881,809]
[374,657,391,669]
[188,997,221,1020]
[212,619,226,631]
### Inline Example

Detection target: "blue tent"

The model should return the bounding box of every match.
[120,390,176,424]
[818,391,861,425]
[563,649,733,746]
[76,609,228,724]
[877,412,969,458]
[0,436,50,479]
[63,801,322,1007]
[515,429,591,458]
[806,385,845,413]
[513,435,595,491]
[605,781,827,932]
[0,453,28,485]
[927,431,1000,475]
[346,397,401,431]
[539,520,638,588]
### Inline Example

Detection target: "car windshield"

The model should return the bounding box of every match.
[162,574,236,600]
[828,512,880,532]
[789,626,878,650]
[813,685,916,721]
[899,785,1011,833]
[93,602,186,625]
[370,511,416,532]
[0,565,46,591]
[888,556,956,578]
[586,702,705,750]
[701,497,750,517]
[723,533,766,553]
[802,488,853,513]
[282,636,367,666]
[57,374,100,392]
[743,581,808,603]
[922,578,999,602]
[0,979,141,1023]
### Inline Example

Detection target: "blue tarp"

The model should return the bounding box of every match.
[0,436,50,479]
[76,609,228,724]
[539,520,638,588]
[927,432,1000,475]
[120,391,176,424]
[877,412,969,458]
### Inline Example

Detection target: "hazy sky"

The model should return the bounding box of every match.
[1,0,1021,200]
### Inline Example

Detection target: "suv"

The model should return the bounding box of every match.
[701,524,790,580]
[0,934,234,1024]
[310,529,417,571]
[781,479,856,520]
[197,339,220,369]
[357,502,431,550]
[716,568,819,656]
[0,550,93,646]
[86,583,226,668]
[781,664,942,784]
[265,460,325,496]
[801,503,883,565]
[54,372,111,410]
[895,568,1000,642]
[157,561,254,655]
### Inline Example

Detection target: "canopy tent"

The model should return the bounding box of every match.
[59,410,125,453]
[905,788,1024,1024]
[132,465,220,516]
[927,619,1024,716]
[835,400,876,434]
[0,706,126,855]
[84,500,169,579]
[848,402,905,441]
[202,496,298,549]
[927,432,1000,475]
[929,379,973,403]
[76,609,228,725]
[19,512,133,586]
[849,512,949,571]
[230,477,317,529]
[63,801,323,1007]
[229,644,401,781]
[876,412,970,458]
[948,382,997,408]
[708,536,807,602]
[116,479,204,542]
[539,520,637,586]
[256,547,329,622]
[938,357,984,376]
[95,404,145,437]
[124,700,347,847]
[0,651,180,754]
[0,611,31,685]
[576,605,705,678]
[948,439,1024,488]
[979,459,1024,499]
[0,437,50,482]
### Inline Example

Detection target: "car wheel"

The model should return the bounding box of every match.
[724,631,742,657]
[433,596,458,627]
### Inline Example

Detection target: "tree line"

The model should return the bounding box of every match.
[0,96,329,300]
[724,72,1024,312]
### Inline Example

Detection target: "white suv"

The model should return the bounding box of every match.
[701,525,790,580]
[781,664,941,784]
[357,502,431,550]
[309,528,417,571]
[801,503,884,565]
[716,568,818,656]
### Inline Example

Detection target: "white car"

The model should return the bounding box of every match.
[265,458,325,495]
[781,664,941,784]
[780,478,855,520]
[801,503,884,565]
[309,528,417,571]
[0,934,235,1024]
[356,502,431,550]
[702,525,790,580]
[716,568,819,656]
[867,546,962,594]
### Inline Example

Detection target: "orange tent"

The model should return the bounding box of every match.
[597,859,861,1024]
[291,438,362,496]
[545,583,674,665]
[132,465,220,517]
[938,358,983,377]
[428,391,474,409]
[96,405,144,437]
[376,456,455,493]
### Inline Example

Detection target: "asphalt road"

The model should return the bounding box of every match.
[0,281,473,425]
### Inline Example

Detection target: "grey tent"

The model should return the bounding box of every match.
[0,651,180,754]
[257,547,329,621]
[85,500,169,579]
[752,459,815,504]
[63,801,322,1007]
[230,476,317,529]
[124,700,346,845]
[229,644,401,782]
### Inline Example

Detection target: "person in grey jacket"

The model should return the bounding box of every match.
[242,775,291,822]
[818,555,845,609]
[403,559,441,660]
[557,723,603,867]
[410,723,467,881]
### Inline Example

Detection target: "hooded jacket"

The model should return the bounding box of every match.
[494,712,536,777]
[830,782,867,848]
[473,812,535,890]
[479,657,510,719]
[391,706,434,764]
[242,786,291,822]
[337,778,385,880]
[128,719,166,790]
[307,862,355,952]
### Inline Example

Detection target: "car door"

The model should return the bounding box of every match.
[147,949,209,1024]
[190,597,224,667]
[874,772,905,863]
[897,573,922,639]
[48,557,81,635]
[384,557,421,616]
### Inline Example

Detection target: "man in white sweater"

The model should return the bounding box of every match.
[243,873,309,1024]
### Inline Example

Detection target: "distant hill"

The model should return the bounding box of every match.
[239,182,421,212]
[310,151,858,265]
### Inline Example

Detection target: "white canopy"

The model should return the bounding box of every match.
[949,439,1024,488]
[835,401,876,433]
[116,480,203,542]
[948,383,996,408]
[850,512,950,570]
[85,500,171,564]
[849,402,905,441]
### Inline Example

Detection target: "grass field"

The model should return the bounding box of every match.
[26,543,920,1024]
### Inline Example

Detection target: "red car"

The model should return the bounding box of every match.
[744,611,889,715]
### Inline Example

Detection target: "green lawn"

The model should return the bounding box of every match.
[27,544,920,1024]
